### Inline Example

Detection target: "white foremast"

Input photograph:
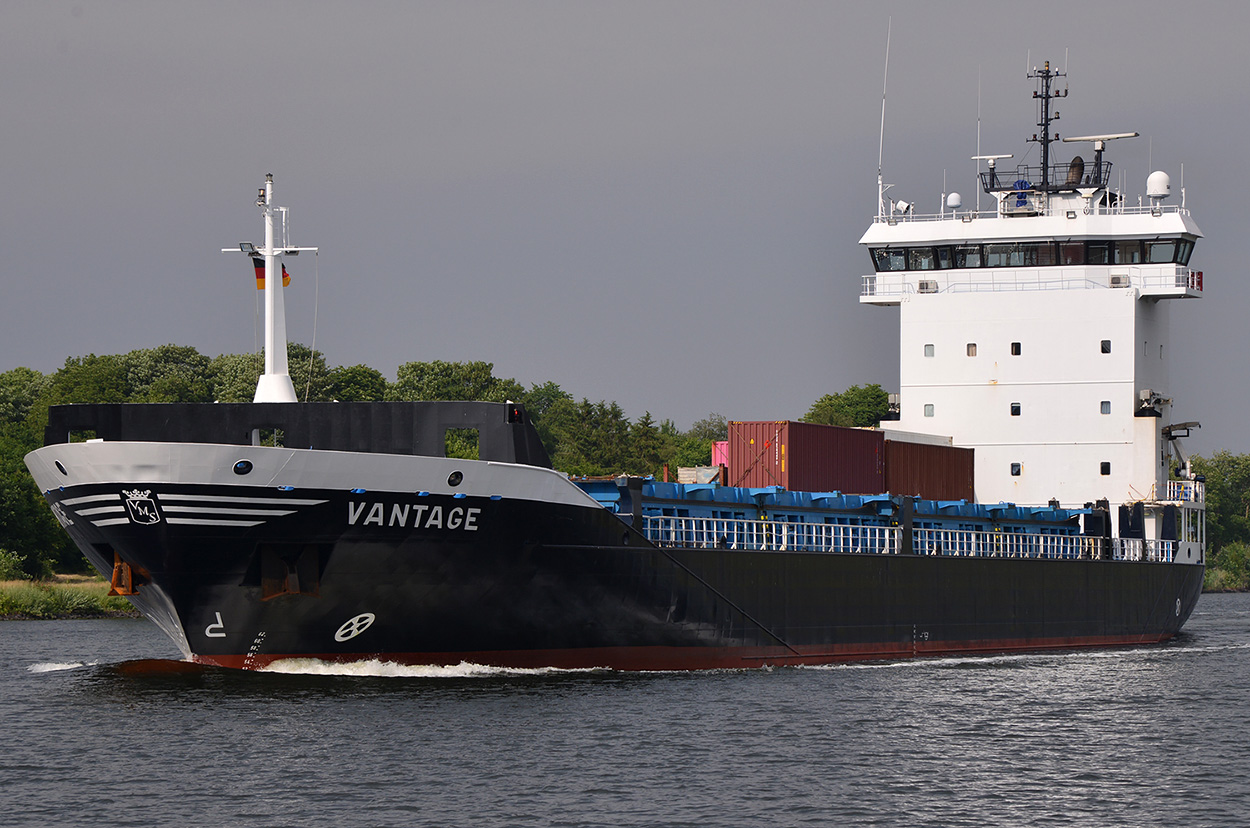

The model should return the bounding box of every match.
[221,174,318,403]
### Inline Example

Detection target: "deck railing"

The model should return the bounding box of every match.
[642,515,1176,563]
[1167,479,1205,503]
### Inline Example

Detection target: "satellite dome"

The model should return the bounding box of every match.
[946,192,963,210]
[1147,170,1171,200]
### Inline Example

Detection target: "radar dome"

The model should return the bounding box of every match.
[1147,170,1171,200]
[946,192,963,210]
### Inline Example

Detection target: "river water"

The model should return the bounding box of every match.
[4,593,1249,828]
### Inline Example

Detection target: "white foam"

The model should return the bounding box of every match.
[258,658,609,678]
[27,661,96,673]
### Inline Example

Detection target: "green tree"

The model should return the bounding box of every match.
[520,381,575,459]
[687,412,728,443]
[388,360,524,403]
[326,364,388,402]
[44,354,129,405]
[123,344,214,403]
[0,368,50,426]
[629,412,664,477]
[803,384,890,428]
[209,352,263,402]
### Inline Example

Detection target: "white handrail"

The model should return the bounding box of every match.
[641,515,1176,563]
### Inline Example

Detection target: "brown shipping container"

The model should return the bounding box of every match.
[727,421,884,493]
[883,440,975,501]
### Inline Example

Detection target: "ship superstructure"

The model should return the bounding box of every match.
[860,61,1204,566]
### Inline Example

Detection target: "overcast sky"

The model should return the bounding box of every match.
[2,1,1246,455]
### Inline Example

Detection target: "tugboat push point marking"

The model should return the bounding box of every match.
[348,501,481,531]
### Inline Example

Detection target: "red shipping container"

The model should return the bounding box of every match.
[883,439,975,501]
[726,421,884,493]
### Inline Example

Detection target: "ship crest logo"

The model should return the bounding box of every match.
[122,489,162,525]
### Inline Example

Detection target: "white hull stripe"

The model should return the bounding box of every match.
[92,518,131,527]
[159,494,328,506]
[77,506,126,516]
[166,518,265,527]
[62,494,122,506]
[161,506,296,517]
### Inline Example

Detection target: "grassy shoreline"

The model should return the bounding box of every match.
[0,574,141,619]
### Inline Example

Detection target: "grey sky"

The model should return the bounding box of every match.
[2,1,1245,455]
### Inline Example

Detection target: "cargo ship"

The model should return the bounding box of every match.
[24,64,1205,670]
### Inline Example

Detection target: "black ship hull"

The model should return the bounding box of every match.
[36,478,1203,671]
[26,403,1204,671]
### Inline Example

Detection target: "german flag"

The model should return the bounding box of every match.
[251,257,291,289]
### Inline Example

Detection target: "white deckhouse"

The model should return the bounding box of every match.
[860,62,1205,563]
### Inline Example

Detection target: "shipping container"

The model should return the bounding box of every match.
[726,421,884,493]
[883,439,975,501]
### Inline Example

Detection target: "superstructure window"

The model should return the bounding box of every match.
[966,343,977,356]
[1145,240,1177,263]
[1059,242,1085,265]
[954,245,982,267]
[1114,240,1143,264]
[1011,342,1022,356]
[1024,242,1057,266]
[1010,463,1022,477]
[1088,242,1111,265]
[1010,403,1021,416]
[935,246,954,268]
[872,248,907,272]
[908,248,937,270]
[924,404,935,417]
[1101,339,1112,354]
[924,344,935,357]
[1177,240,1195,265]
[1100,462,1112,476]
[984,243,1020,267]
[1101,400,1111,415]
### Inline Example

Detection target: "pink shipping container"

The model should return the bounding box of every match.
[726,421,884,493]
[711,440,729,468]
[883,440,975,501]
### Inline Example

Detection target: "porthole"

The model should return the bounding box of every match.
[233,460,254,475]
[55,460,68,476]
[447,470,464,487]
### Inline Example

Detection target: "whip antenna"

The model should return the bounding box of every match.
[877,18,891,219]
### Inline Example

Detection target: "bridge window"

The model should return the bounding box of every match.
[1177,240,1195,265]
[908,248,937,270]
[954,245,982,267]
[1145,240,1177,263]
[1114,240,1143,264]
[1088,242,1112,265]
[1059,242,1085,265]
[873,248,907,271]
[984,243,1020,267]
[935,246,954,268]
